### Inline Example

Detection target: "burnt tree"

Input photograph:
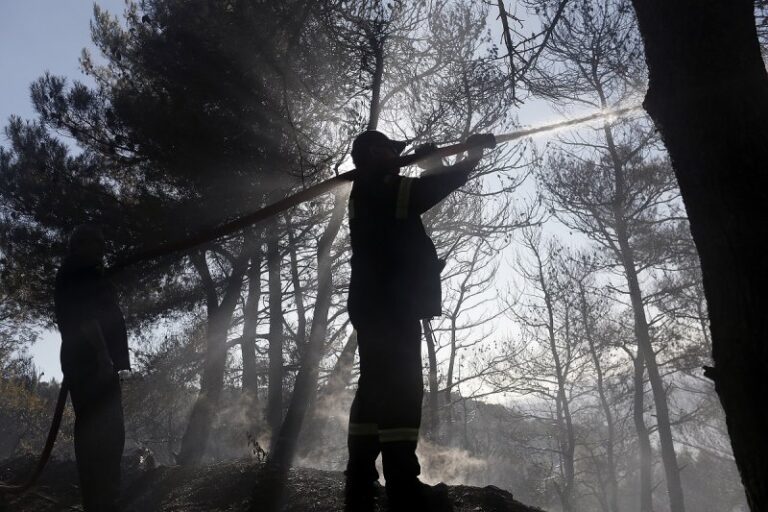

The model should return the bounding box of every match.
[629,1,768,508]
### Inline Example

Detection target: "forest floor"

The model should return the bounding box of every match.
[0,455,545,512]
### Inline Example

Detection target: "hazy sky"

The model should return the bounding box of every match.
[1,1,124,122]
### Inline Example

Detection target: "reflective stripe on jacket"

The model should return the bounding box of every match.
[347,162,473,321]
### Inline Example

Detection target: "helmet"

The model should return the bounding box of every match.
[351,130,408,167]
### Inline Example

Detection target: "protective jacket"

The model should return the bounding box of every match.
[55,256,130,380]
[347,161,474,321]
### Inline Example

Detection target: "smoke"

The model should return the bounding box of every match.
[207,391,270,461]
[294,390,354,471]
[291,388,490,487]
[417,439,487,485]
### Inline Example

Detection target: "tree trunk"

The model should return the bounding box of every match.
[555,313,576,512]
[366,35,385,131]
[460,395,471,451]
[579,284,620,512]
[322,329,358,400]
[286,218,307,351]
[241,234,263,438]
[628,2,768,506]
[267,187,348,470]
[443,315,457,441]
[616,222,686,512]
[242,233,262,397]
[266,223,285,441]
[631,351,653,512]
[599,108,686,512]
[422,318,440,440]
[252,188,348,512]
[177,250,247,465]
[535,249,576,512]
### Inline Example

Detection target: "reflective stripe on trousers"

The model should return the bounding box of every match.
[348,423,420,443]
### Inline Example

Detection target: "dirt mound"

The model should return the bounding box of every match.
[1,457,545,512]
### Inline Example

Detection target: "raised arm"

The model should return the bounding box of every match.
[408,159,477,214]
[405,134,495,215]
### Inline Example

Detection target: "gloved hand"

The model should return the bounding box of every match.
[414,142,442,171]
[466,133,497,149]
[465,133,496,161]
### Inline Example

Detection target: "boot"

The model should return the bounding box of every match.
[345,433,381,511]
[345,476,382,512]
[381,441,453,512]
[385,480,452,512]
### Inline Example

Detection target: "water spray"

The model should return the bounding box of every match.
[111,104,642,272]
[402,104,643,164]
[497,104,642,142]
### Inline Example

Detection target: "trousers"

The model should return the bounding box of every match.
[347,314,424,486]
[69,373,125,512]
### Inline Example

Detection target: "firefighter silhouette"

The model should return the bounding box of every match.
[345,131,495,511]
[55,225,130,512]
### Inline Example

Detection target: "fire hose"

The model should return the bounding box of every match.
[110,105,641,273]
[0,382,68,493]
[0,104,640,495]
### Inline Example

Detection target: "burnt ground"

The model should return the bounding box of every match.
[0,456,545,512]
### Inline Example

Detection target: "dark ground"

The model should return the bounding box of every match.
[0,456,545,512]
